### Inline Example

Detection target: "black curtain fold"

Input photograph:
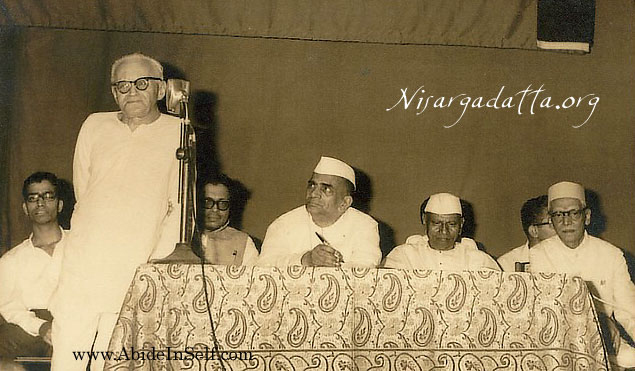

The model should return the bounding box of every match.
[1,0,542,49]
[0,27,18,252]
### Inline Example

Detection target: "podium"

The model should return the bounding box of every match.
[105,265,609,370]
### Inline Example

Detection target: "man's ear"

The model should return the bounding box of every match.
[341,195,353,211]
[57,199,64,213]
[528,225,539,239]
[584,208,591,226]
[111,86,119,104]
[157,80,166,101]
[22,202,28,217]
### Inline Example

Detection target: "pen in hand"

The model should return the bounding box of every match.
[315,232,328,245]
[315,232,344,263]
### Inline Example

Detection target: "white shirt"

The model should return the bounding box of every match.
[497,242,529,272]
[384,235,501,271]
[257,206,381,268]
[0,229,66,336]
[530,232,635,340]
[51,112,180,314]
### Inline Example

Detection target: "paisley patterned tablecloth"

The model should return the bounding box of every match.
[105,264,609,370]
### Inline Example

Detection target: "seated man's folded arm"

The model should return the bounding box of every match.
[257,222,306,267]
[383,245,412,269]
[611,253,635,340]
[350,222,382,268]
[0,258,45,337]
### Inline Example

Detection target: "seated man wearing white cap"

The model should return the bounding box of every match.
[384,193,500,271]
[257,156,381,268]
[529,181,635,366]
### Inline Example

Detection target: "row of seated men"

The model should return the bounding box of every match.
[2,157,635,367]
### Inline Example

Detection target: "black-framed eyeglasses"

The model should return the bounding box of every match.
[203,198,230,211]
[549,208,586,222]
[25,191,57,203]
[111,77,163,94]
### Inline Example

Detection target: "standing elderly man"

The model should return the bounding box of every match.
[49,53,180,370]
[257,156,381,268]
[529,181,635,367]
[497,195,556,272]
[0,172,65,359]
[199,174,259,265]
[384,193,499,271]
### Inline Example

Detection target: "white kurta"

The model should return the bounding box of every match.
[497,242,529,272]
[257,206,381,268]
[0,230,66,336]
[383,235,500,271]
[51,112,180,314]
[530,233,635,340]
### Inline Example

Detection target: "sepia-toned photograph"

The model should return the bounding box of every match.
[1,1,633,370]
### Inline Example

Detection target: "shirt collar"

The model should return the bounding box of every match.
[205,220,230,236]
[28,226,66,250]
[305,206,349,231]
[28,226,65,242]
[422,234,458,253]
[576,231,590,250]
[554,231,589,253]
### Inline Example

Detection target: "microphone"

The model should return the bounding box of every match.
[166,79,190,115]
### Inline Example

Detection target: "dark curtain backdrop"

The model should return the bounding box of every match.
[1,0,536,49]
[1,1,632,259]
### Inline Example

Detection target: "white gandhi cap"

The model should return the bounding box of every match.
[424,193,462,215]
[313,156,356,190]
[548,181,586,207]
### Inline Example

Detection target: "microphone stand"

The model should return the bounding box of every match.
[153,92,202,263]
[147,86,225,369]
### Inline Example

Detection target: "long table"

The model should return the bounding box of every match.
[105,264,609,370]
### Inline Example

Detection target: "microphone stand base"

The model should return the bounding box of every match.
[151,242,201,263]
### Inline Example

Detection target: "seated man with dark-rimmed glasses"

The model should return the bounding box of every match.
[530,181,635,367]
[0,172,66,360]
[197,173,259,265]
